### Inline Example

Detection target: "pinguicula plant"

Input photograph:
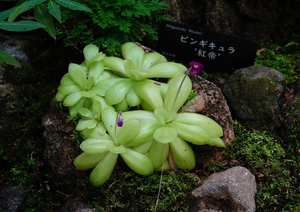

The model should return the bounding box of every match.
[55,42,225,186]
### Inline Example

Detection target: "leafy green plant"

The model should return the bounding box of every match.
[60,0,169,55]
[0,0,92,67]
[54,42,225,186]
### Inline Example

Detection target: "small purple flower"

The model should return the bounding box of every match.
[117,112,123,127]
[189,61,203,74]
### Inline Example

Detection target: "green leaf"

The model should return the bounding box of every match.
[8,5,32,22]
[48,0,61,23]
[34,4,56,39]
[0,50,21,67]
[55,0,92,13]
[8,0,45,22]
[0,20,45,31]
[153,124,177,144]
[117,119,141,145]
[0,7,18,21]
[107,144,126,154]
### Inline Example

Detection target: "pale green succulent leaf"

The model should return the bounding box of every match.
[208,137,225,147]
[114,98,128,112]
[74,152,107,170]
[120,148,154,175]
[102,57,127,77]
[174,113,223,138]
[57,84,81,95]
[172,121,210,145]
[102,107,117,139]
[153,124,177,144]
[63,91,82,107]
[86,120,98,129]
[107,144,126,154]
[68,63,86,89]
[79,108,94,119]
[117,119,140,145]
[90,52,106,64]
[80,138,113,154]
[76,119,89,131]
[154,107,168,125]
[149,140,169,169]
[142,52,167,70]
[130,140,153,154]
[124,45,144,70]
[60,73,75,86]
[83,44,99,64]
[126,119,160,146]
[170,137,195,170]
[164,74,192,113]
[121,42,138,59]
[97,122,106,135]
[105,79,134,105]
[134,81,163,110]
[88,61,104,81]
[55,92,66,102]
[81,90,96,98]
[126,85,143,107]
[69,97,85,117]
[90,152,118,186]
[146,62,185,78]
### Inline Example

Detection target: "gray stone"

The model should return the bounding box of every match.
[0,184,30,212]
[220,66,286,132]
[162,0,279,41]
[190,166,257,212]
[42,105,85,184]
[58,201,97,212]
[183,74,235,145]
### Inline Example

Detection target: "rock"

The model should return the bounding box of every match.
[0,39,31,150]
[183,74,235,145]
[58,200,97,212]
[162,0,279,41]
[220,66,286,132]
[180,74,234,172]
[0,183,30,212]
[190,166,257,212]
[42,105,85,184]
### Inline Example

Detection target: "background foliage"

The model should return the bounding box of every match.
[59,0,169,55]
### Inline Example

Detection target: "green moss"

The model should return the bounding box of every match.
[223,121,300,211]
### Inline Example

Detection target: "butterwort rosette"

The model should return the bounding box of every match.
[74,108,159,186]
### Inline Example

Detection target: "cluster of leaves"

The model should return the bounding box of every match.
[223,121,300,211]
[0,0,92,67]
[255,39,300,85]
[60,0,169,55]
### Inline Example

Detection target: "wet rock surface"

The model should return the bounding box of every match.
[220,66,286,132]
[162,0,279,41]
[190,166,257,212]
[0,183,30,212]
[42,105,85,184]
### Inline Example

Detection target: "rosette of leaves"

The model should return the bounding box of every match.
[74,107,159,186]
[99,42,186,111]
[55,44,114,116]
[76,99,113,139]
[135,73,225,170]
